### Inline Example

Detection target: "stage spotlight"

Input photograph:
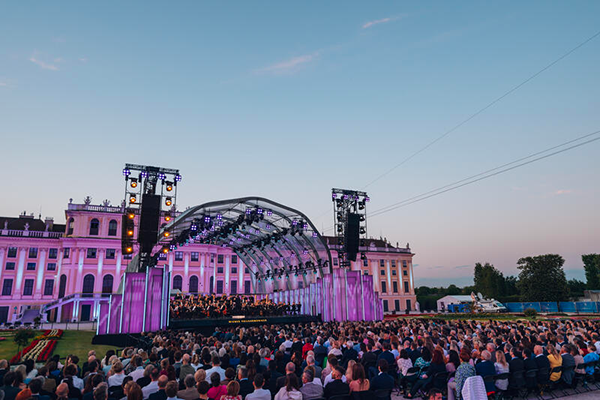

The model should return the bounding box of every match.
[125,246,133,254]
[129,194,137,204]
[165,182,173,192]
[360,227,366,234]
[130,178,138,188]
[127,228,134,237]
[128,212,135,220]
[164,215,171,222]
[165,197,172,206]
[337,225,343,233]
[122,168,131,177]
[175,174,182,182]
[360,215,365,222]
[162,247,169,254]
[163,231,170,238]
[337,212,343,220]
[358,202,365,210]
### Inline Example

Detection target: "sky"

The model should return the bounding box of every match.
[1,2,599,287]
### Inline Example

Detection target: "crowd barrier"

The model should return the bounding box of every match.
[504,301,600,313]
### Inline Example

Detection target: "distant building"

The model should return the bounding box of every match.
[0,200,416,323]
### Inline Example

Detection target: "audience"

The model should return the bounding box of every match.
[5,316,600,400]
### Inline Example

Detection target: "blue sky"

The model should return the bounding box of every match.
[1,1,599,286]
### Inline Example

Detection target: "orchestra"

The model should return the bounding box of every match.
[169,293,301,319]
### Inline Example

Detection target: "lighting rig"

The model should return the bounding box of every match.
[121,164,181,270]
[332,188,369,268]
[156,204,327,279]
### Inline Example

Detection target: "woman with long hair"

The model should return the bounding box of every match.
[124,381,143,400]
[349,363,370,393]
[546,344,562,382]
[274,373,302,400]
[407,349,445,398]
[345,360,356,383]
[494,351,509,391]
[446,350,460,373]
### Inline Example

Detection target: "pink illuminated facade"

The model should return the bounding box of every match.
[0,200,416,323]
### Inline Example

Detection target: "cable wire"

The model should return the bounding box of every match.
[360,29,600,190]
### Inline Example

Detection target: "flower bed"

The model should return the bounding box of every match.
[9,330,62,364]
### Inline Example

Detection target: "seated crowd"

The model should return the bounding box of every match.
[2,318,600,400]
[170,295,301,319]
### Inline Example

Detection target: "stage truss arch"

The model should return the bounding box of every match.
[158,197,333,293]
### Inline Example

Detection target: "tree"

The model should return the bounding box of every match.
[567,279,587,299]
[582,254,600,290]
[473,262,506,299]
[516,254,569,302]
[14,328,34,361]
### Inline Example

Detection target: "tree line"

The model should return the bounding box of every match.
[415,253,599,311]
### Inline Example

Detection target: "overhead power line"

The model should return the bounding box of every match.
[321,129,600,232]
[360,29,600,190]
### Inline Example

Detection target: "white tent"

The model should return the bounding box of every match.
[437,295,473,312]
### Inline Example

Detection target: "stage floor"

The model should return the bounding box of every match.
[168,314,320,330]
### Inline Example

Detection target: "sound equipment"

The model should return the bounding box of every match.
[138,194,161,253]
[345,213,360,261]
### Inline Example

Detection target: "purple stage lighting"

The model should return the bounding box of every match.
[122,168,131,176]
[312,232,318,238]
[266,209,273,216]
[158,173,166,180]
[175,174,182,182]
[141,171,148,178]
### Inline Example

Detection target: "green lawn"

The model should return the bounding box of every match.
[0,330,122,364]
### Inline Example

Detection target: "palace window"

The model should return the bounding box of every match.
[217,255,224,264]
[23,279,34,296]
[63,248,70,258]
[172,275,183,291]
[404,281,410,293]
[175,252,183,261]
[48,248,58,259]
[7,247,17,258]
[2,279,13,296]
[89,218,100,236]
[108,220,118,236]
[381,281,387,293]
[47,263,57,271]
[29,248,38,258]
[191,252,199,262]
[393,281,398,293]
[26,262,36,271]
[5,262,15,271]
[44,280,54,296]
[87,248,97,259]
[106,249,116,259]
[231,255,238,264]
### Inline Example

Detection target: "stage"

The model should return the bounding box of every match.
[169,314,320,331]
[93,314,320,346]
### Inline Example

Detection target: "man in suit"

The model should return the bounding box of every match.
[522,348,538,390]
[324,367,349,399]
[475,350,496,394]
[267,361,283,396]
[377,343,397,377]
[246,374,271,400]
[341,341,358,369]
[534,345,550,386]
[177,375,200,400]
[560,345,576,386]
[148,376,168,400]
[313,339,328,368]
[361,344,378,379]
[508,348,525,391]
[300,370,324,400]
[370,360,394,392]
[237,367,254,399]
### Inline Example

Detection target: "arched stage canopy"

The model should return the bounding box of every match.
[158,197,333,292]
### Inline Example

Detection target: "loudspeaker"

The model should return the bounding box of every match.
[138,194,161,250]
[345,213,360,261]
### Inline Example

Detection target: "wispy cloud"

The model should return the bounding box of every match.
[362,15,404,29]
[0,78,17,88]
[29,54,59,71]
[554,189,573,196]
[79,57,88,63]
[454,265,470,269]
[257,52,319,74]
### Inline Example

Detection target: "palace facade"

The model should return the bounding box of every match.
[0,199,416,323]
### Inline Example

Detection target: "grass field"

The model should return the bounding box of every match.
[0,330,122,363]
